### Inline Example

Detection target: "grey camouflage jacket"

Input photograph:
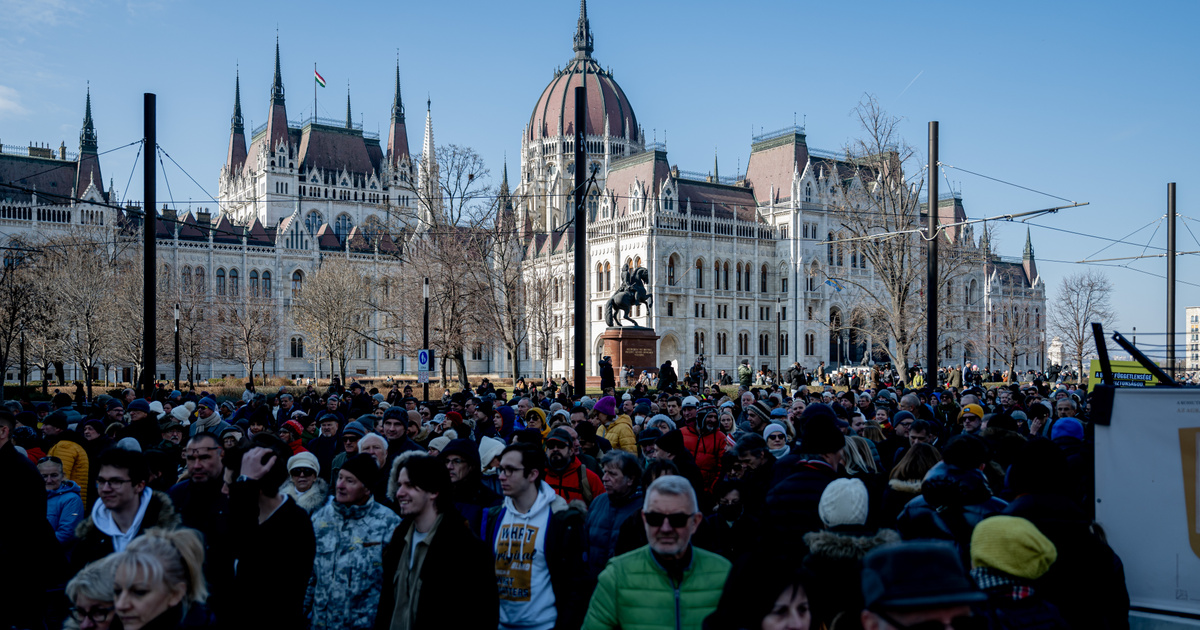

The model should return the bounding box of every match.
[305,496,402,629]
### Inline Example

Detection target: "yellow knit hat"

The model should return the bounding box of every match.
[970,515,1057,580]
[958,404,984,421]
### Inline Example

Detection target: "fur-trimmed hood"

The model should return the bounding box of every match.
[802,527,900,560]
[888,478,923,494]
[74,489,180,541]
[280,478,331,514]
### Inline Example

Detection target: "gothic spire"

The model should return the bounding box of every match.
[391,62,405,123]
[713,148,719,181]
[500,157,510,196]
[80,85,98,153]
[231,70,244,133]
[271,35,285,104]
[1023,227,1034,259]
[573,0,594,59]
[346,84,353,129]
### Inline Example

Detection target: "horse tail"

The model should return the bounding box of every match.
[603,300,615,326]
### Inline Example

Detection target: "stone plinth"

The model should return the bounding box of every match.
[601,327,660,375]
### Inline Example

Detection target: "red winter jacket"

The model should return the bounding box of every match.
[682,425,727,490]
[545,456,606,505]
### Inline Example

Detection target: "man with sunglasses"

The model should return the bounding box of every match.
[483,442,588,630]
[583,474,731,630]
[860,541,987,630]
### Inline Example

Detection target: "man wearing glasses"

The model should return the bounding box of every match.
[582,475,731,630]
[483,442,588,630]
[73,447,180,573]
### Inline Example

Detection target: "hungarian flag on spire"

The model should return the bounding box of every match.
[314,69,326,87]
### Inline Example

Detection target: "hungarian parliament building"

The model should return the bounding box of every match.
[0,1,1046,385]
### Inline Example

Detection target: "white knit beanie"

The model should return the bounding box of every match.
[818,478,869,528]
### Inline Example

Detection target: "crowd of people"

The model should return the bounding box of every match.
[0,368,1128,629]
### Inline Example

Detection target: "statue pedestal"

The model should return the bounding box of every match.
[601,327,660,377]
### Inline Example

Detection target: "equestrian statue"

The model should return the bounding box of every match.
[604,263,653,327]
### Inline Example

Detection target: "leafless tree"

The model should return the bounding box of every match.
[0,249,50,399]
[469,192,529,382]
[979,267,1042,377]
[218,296,280,385]
[822,95,978,386]
[292,256,374,383]
[415,144,492,229]
[174,279,216,387]
[1049,270,1115,380]
[524,271,557,383]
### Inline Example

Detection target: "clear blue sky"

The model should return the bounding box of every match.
[1,0,1197,360]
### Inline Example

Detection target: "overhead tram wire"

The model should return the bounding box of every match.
[120,140,145,207]
[1083,216,1162,262]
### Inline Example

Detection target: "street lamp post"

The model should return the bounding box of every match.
[173,304,180,390]
[423,277,430,403]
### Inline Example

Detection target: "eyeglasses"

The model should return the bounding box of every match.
[767,433,787,441]
[69,606,115,623]
[37,456,62,465]
[291,468,316,477]
[898,421,913,427]
[497,465,527,477]
[644,511,693,528]
[873,611,985,630]
[445,457,467,466]
[97,477,132,489]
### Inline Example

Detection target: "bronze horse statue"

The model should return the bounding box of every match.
[604,266,653,327]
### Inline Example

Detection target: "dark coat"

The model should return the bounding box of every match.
[764,456,842,544]
[121,416,165,451]
[879,478,922,527]
[801,527,901,627]
[896,462,1007,562]
[585,490,643,578]
[0,440,64,629]
[658,363,678,390]
[169,478,233,614]
[226,478,316,630]
[1003,493,1130,630]
[72,489,181,575]
[375,512,499,630]
[448,476,502,534]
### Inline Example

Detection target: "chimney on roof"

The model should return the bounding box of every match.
[59,142,66,160]
[197,209,212,228]
[161,207,176,231]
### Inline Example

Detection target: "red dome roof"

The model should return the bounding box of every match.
[528,54,638,143]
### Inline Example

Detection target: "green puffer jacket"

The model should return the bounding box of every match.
[583,545,731,630]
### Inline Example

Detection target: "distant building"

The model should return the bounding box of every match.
[1048,336,1064,367]
[1186,306,1200,371]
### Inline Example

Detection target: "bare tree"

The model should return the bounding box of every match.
[524,271,557,382]
[415,144,492,229]
[292,257,374,383]
[218,296,280,385]
[470,194,529,382]
[822,95,978,385]
[0,252,50,400]
[174,279,216,387]
[1049,270,1115,380]
[980,267,1041,377]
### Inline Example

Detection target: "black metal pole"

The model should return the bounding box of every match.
[143,93,157,398]
[1167,183,1177,379]
[423,277,430,402]
[173,304,180,390]
[776,298,781,379]
[19,332,25,394]
[926,121,939,386]
[573,86,587,397]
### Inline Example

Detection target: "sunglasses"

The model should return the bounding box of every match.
[643,511,693,528]
[291,468,315,477]
[37,456,63,465]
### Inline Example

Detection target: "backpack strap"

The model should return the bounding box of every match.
[577,466,594,504]
[481,506,506,548]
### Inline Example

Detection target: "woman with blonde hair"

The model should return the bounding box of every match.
[111,528,209,629]
[66,556,117,630]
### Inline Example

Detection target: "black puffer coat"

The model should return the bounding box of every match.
[895,462,1007,561]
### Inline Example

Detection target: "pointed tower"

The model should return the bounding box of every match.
[713,148,719,181]
[1022,227,1038,284]
[225,71,247,173]
[387,63,410,172]
[573,0,593,59]
[264,36,290,153]
[75,87,105,200]
[419,99,440,225]
[345,85,353,129]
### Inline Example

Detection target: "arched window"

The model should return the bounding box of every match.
[555,338,563,359]
[596,263,604,292]
[664,191,675,211]
[195,267,206,294]
[249,270,259,297]
[635,256,642,268]
[760,264,768,293]
[805,183,813,202]
[290,337,305,358]
[229,268,239,297]
[603,262,612,291]
[714,261,720,289]
[553,279,561,302]
[667,256,677,286]
[723,262,730,290]
[305,210,323,235]
[181,267,192,291]
[335,214,353,241]
[588,191,599,217]
[827,233,834,265]
[292,270,304,298]
[215,268,226,296]
[695,259,704,289]
[736,263,743,291]
[262,271,272,298]
[694,331,705,355]
[744,264,752,292]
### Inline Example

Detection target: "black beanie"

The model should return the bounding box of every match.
[340,453,381,488]
[800,415,845,455]
[656,429,687,457]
